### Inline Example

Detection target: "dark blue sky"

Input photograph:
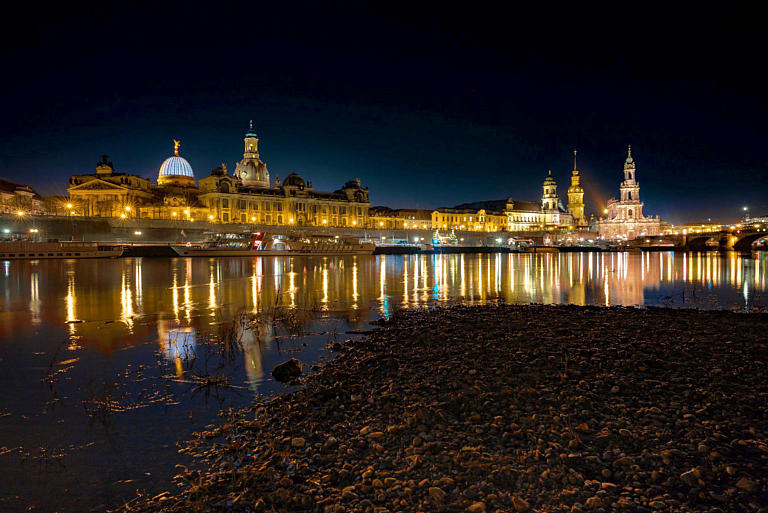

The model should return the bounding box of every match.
[1,2,766,224]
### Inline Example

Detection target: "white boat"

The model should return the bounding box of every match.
[171,232,375,257]
[0,241,123,260]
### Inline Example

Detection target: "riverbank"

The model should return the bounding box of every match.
[121,304,768,513]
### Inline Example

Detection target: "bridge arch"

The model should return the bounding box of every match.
[685,235,720,251]
[732,233,768,252]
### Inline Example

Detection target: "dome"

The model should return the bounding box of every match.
[543,170,556,185]
[159,156,194,178]
[235,159,269,188]
[282,173,305,188]
[158,140,196,187]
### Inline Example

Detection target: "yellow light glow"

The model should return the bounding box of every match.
[184,209,190,215]
[16,211,24,216]
[603,208,608,214]
[120,213,126,219]
[322,219,327,224]
[352,220,357,225]
[172,212,177,217]
[66,203,73,209]
[251,216,256,221]
[379,221,384,226]
[125,205,131,211]
[208,215,214,220]
[289,218,294,223]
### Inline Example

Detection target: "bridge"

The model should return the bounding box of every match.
[652,227,768,252]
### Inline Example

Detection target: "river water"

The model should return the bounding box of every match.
[0,251,766,511]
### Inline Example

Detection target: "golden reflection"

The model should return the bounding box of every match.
[120,269,134,331]
[30,271,40,326]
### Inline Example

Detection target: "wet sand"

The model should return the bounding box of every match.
[122,304,768,513]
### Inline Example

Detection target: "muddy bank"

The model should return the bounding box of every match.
[122,305,768,513]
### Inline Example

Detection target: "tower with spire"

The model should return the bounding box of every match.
[596,145,661,239]
[567,149,586,226]
[234,121,270,188]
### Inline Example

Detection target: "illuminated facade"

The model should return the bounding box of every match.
[67,125,370,226]
[0,178,43,215]
[431,208,508,232]
[567,150,586,226]
[596,146,661,239]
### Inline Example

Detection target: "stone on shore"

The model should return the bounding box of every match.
[271,358,302,382]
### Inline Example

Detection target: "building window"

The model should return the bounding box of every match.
[223,212,229,222]
[222,199,229,208]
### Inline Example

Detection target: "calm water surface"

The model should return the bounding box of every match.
[0,252,766,511]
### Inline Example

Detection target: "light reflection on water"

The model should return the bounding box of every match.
[0,251,766,511]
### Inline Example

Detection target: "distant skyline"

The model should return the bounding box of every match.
[1,2,766,224]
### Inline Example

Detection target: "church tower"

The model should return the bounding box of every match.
[234,121,270,188]
[620,145,640,203]
[541,170,558,211]
[567,149,585,226]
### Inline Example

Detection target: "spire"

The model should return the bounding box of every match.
[245,120,258,138]
[173,139,180,156]
[573,149,578,171]
[626,144,633,164]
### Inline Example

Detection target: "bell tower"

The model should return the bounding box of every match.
[244,120,260,160]
[542,170,558,210]
[567,149,585,225]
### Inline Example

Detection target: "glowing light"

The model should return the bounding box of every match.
[251,216,256,221]
[379,221,384,226]
[66,203,73,209]
[289,218,294,223]
[184,209,190,215]
[172,212,177,217]
[120,213,126,219]
[351,220,356,225]
[16,211,24,216]
[125,205,131,211]
[134,231,142,235]
[322,219,327,224]
[208,215,214,220]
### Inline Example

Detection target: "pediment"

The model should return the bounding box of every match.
[69,179,128,191]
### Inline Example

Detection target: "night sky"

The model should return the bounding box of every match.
[1,2,766,224]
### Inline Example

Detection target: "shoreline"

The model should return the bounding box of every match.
[121,304,768,513]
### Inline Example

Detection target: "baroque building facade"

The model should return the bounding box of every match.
[67,125,370,227]
[596,146,661,239]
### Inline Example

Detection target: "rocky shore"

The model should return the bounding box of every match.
[122,305,768,513]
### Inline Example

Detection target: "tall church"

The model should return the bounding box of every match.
[596,146,661,239]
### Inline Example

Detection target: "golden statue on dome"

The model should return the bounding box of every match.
[173,139,180,156]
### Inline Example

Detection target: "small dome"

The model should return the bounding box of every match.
[543,170,556,185]
[159,156,195,178]
[282,173,305,187]
[158,140,196,187]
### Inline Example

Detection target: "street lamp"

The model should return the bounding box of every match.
[16,211,24,217]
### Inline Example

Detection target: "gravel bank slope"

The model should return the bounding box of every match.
[123,305,768,513]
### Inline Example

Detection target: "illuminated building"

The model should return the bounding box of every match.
[567,150,586,226]
[67,155,156,217]
[66,124,370,227]
[596,146,661,239]
[0,178,43,215]
[431,208,508,232]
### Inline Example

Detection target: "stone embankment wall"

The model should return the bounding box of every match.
[0,214,548,245]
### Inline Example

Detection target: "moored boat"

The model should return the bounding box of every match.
[0,241,123,260]
[171,232,375,257]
